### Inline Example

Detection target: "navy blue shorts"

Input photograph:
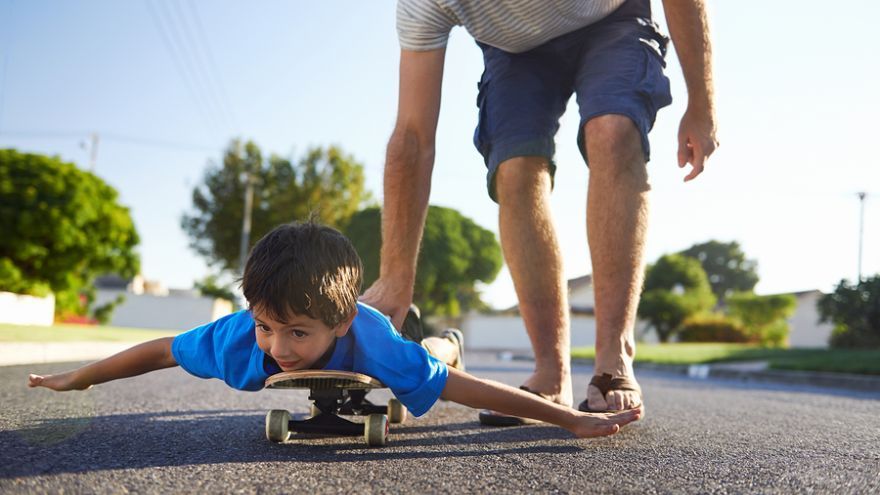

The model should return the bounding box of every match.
[473,0,673,202]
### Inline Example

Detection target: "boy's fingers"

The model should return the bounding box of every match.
[28,374,43,387]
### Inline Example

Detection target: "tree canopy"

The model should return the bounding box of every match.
[0,149,140,315]
[679,240,759,302]
[181,140,372,273]
[638,253,716,342]
[345,206,502,319]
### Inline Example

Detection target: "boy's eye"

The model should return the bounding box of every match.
[257,324,271,333]
[292,330,307,338]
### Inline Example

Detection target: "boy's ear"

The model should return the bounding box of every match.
[333,308,357,338]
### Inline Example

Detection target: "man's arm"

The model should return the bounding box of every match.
[28,337,178,391]
[441,368,642,438]
[360,48,446,329]
[661,0,719,181]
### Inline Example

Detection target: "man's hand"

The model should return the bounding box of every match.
[677,105,718,182]
[360,278,413,330]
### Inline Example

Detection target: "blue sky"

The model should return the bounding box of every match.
[1,0,878,309]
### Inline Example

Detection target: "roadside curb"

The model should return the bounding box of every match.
[0,342,139,367]
[572,358,880,393]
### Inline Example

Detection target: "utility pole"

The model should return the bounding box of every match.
[89,133,99,171]
[238,170,255,276]
[857,192,866,282]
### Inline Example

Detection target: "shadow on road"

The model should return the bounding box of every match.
[0,409,590,478]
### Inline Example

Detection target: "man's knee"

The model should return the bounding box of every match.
[494,156,552,204]
[583,114,647,183]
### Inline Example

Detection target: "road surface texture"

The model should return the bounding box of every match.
[2,352,878,494]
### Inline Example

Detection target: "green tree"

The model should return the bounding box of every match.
[638,254,716,342]
[726,292,796,347]
[818,276,880,348]
[345,206,502,319]
[0,149,140,316]
[181,140,372,273]
[679,240,759,303]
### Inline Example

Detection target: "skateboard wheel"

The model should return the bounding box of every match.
[387,399,407,424]
[310,404,321,417]
[265,409,290,443]
[364,414,389,446]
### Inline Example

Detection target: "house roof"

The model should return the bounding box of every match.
[568,274,592,291]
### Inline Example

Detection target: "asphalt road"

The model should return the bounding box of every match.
[2,353,878,494]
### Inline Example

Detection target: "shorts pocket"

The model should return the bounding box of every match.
[637,27,673,121]
[473,72,491,158]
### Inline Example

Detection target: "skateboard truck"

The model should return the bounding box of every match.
[264,370,406,446]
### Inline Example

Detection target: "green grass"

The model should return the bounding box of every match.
[571,343,880,375]
[0,323,180,343]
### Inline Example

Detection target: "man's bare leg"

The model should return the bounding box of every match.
[495,157,572,407]
[584,115,650,411]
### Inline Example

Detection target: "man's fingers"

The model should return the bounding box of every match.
[677,135,690,168]
[683,140,707,182]
[390,309,408,331]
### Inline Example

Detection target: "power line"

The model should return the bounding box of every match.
[145,0,222,138]
[0,0,17,133]
[156,0,227,130]
[185,0,239,133]
[171,0,237,132]
[0,129,218,152]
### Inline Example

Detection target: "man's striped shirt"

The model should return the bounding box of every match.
[397,0,627,53]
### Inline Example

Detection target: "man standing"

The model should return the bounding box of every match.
[362,0,717,421]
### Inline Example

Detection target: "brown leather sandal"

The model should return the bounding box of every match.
[577,373,643,412]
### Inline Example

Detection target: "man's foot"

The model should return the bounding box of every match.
[477,386,549,426]
[478,370,572,427]
[580,372,642,412]
[440,328,465,371]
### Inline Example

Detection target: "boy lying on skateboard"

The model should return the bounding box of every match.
[28,221,641,438]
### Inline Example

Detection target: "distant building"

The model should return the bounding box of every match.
[94,275,233,331]
[461,275,833,350]
[461,275,604,352]
[784,290,833,348]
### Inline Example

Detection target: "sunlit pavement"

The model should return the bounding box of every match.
[2,352,878,494]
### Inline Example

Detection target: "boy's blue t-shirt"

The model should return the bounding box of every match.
[170,302,448,417]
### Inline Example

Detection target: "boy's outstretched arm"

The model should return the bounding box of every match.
[441,368,642,438]
[28,337,177,392]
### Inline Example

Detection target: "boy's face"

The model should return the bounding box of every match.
[252,306,354,372]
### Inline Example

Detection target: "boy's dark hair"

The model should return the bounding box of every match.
[241,221,363,328]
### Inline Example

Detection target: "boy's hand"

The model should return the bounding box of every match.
[569,405,643,438]
[28,372,92,391]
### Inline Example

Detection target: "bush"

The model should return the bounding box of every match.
[819,276,880,348]
[726,292,795,347]
[0,149,139,316]
[679,314,749,343]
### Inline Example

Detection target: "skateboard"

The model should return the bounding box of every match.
[264,370,407,446]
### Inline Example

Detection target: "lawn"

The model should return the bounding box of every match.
[571,343,880,375]
[0,323,180,342]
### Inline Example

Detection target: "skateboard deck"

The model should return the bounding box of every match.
[265,370,384,390]
[264,370,406,447]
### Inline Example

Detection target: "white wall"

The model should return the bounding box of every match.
[461,313,598,351]
[788,291,833,348]
[94,290,233,331]
[0,291,55,326]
